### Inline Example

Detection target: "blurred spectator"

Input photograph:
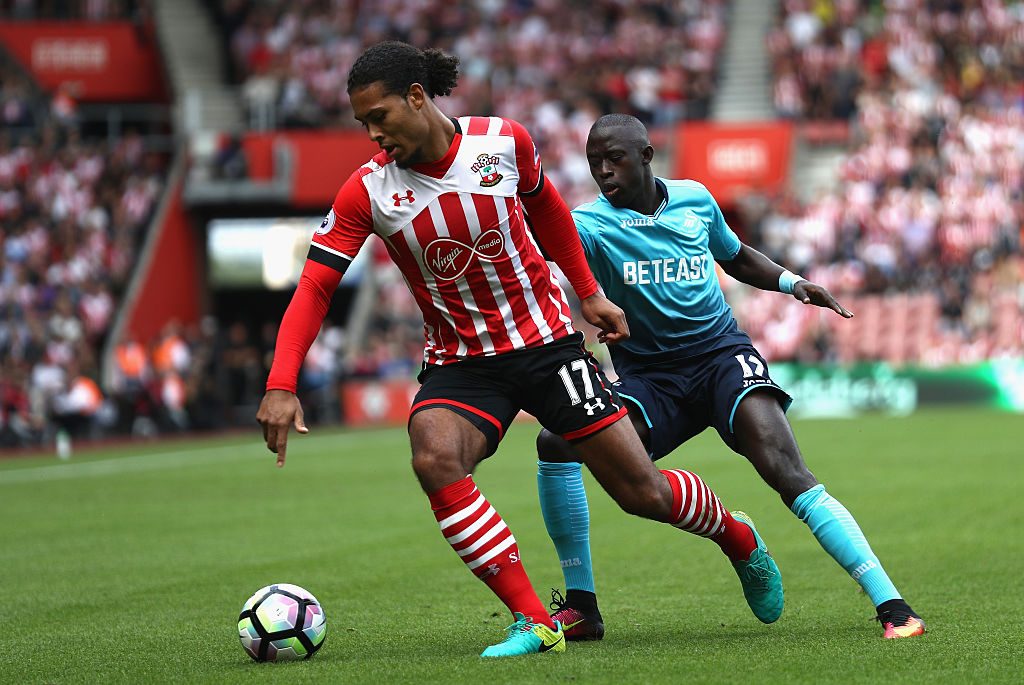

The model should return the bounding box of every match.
[221,321,262,424]
[51,359,104,440]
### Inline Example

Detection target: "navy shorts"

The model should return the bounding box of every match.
[411,332,628,457]
[611,343,792,460]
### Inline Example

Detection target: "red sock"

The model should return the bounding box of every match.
[660,469,757,562]
[428,476,555,629]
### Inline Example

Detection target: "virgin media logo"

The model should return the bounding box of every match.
[424,229,510,281]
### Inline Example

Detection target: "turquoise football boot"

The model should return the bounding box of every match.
[731,511,784,624]
[480,613,566,658]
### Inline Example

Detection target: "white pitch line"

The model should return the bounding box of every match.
[0,428,404,485]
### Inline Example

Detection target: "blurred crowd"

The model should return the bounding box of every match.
[212,0,729,207]
[0,103,165,448]
[741,0,1023,365]
[769,0,1024,120]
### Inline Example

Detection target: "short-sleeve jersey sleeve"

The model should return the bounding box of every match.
[506,118,543,196]
[706,188,741,261]
[309,170,374,269]
[571,208,598,259]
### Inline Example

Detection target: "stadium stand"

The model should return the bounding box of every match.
[210,0,730,208]
[0,2,170,447]
[3,0,1020,445]
[743,0,1023,364]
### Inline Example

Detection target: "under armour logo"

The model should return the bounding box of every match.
[392,189,415,206]
[583,398,605,415]
[483,563,501,577]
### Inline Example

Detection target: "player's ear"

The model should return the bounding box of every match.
[406,83,427,110]
[641,145,654,166]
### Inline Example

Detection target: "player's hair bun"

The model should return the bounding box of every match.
[422,48,459,98]
[347,41,460,99]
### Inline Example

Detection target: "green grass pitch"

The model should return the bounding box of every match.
[2,408,1022,684]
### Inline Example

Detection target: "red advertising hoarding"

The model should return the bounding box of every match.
[0,22,167,101]
[341,381,421,426]
[242,131,381,207]
[672,122,794,206]
[341,381,539,427]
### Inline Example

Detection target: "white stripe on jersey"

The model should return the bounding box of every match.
[485,117,504,135]
[458,193,526,350]
[493,195,556,343]
[516,197,575,336]
[426,200,496,355]
[392,229,468,362]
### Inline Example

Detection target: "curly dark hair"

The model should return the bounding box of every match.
[347,41,459,98]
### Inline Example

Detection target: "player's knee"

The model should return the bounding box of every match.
[536,429,578,463]
[411,447,463,489]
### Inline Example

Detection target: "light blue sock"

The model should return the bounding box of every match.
[537,460,595,594]
[790,484,901,606]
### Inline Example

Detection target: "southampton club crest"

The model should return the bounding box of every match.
[471,153,503,187]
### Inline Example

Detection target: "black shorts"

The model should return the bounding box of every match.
[612,343,792,459]
[410,332,627,456]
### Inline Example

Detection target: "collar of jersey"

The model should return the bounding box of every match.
[647,178,669,219]
[409,117,463,179]
[602,177,669,219]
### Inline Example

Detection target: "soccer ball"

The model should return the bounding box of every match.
[237,583,327,662]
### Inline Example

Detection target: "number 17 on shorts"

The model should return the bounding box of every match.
[523,345,626,442]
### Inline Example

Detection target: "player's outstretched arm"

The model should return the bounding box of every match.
[719,244,853,318]
[259,259,343,466]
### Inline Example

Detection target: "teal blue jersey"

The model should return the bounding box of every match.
[573,178,750,361]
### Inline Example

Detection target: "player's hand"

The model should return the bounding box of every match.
[256,389,309,468]
[580,293,630,344]
[792,281,853,318]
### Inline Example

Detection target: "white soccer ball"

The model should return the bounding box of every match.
[237,583,327,662]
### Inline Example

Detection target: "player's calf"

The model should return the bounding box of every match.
[661,469,784,623]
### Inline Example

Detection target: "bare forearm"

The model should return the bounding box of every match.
[719,244,794,292]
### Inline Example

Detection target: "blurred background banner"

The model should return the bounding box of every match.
[673,122,794,206]
[0,21,167,101]
[237,131,380,207]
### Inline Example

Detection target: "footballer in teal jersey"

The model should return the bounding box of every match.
[538,114,925,641]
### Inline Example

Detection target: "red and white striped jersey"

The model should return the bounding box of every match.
[310,116,576,366]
